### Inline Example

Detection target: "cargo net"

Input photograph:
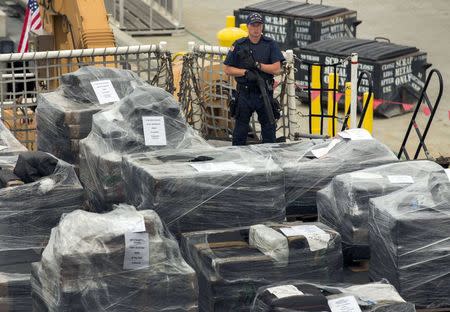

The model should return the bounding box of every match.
[178,45,294,142]
[0,45,174,150]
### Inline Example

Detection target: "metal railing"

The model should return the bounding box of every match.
[105,0,184,35]
[178,43,299,142]
[0,44,173,149]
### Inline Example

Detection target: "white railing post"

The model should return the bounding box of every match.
[350,52,358,129]
[285,50,297,140]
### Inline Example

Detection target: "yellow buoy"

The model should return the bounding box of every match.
[217,16,248,47]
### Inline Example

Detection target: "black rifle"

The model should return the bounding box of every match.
[251,69,276,125]
[237,47,276,125]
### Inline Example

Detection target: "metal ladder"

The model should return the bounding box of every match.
[397,69,444,160]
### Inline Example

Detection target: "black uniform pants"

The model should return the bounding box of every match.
[232,86,276,146]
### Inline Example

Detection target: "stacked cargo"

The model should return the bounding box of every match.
[181,222,343,311]
[234,0,359,50]
[368,171,450,309]
[317,160,444,261]
[36,67,145,169]
[0,121,27,157]
[31,204,198,311]
[0,273,31,312]
[295,38,429,117]
[122,146,285,235]
[79,85,208,211]
[252,129,398,218]
[251,281,416,311]
[0,150,83,311]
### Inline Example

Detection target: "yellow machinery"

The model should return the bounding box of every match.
[38,0,115,51]
[217,16,247,47]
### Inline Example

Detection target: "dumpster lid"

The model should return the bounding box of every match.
[245,0,349,19]
[301,39,420,61]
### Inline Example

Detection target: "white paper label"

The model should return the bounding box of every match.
[123,232,150,270]
[279,225,331,251]
[190,161,253,173]
[445,169,450,182]
[328,296,362,312]
[387,175,414,184]
[338,128,373,141]
[267,285,304,299]
[142,116,167,146]
[116,215,146,233]
[350,172,384,180]
[90,80,120,104]
[311,138,341,158]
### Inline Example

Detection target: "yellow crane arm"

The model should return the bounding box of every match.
[38,0,116,51]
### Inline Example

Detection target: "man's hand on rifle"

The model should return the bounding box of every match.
[244,70,258,82]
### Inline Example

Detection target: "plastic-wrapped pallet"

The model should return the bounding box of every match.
[251,280,416,312]
[0,121,27,157]
[36,67,145,168]
[0,151,84,274]
[368,170,450,309]
[122,146,285,235]
[79,84,208,211]
[317,160,444,261]
[0,273,31,312]
[180,221,343,311]
[251,129,398,218]
[31,204,198,311]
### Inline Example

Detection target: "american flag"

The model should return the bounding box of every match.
[18,0,42,53]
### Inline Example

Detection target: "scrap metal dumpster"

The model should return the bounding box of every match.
[234,0,359,50]
[295,38,430,117]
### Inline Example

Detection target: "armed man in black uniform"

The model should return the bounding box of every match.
[224,12,285,146]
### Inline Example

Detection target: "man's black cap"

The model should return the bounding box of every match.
[246,12,264,25]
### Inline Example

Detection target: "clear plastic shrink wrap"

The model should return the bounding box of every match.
[180,221,343,311]
[0,273,32,312]
[79,85,208,211]
[31,204,198,311]
[251,280,416,312]
[0,151,84,274]
[368,169,450,309]
[250,129,398,218]
[0,121,27,156]
[36,67,145,167]
[122,145,285,235]
[317,160,443,261]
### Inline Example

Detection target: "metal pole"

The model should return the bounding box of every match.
[350,53,358,128]
[119,0,124,27]
[285,50,297,140]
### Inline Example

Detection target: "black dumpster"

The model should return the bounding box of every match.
[234,0,360,51]
[294,38,430,117]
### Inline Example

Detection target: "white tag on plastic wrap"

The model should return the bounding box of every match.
[338,128,373,141]
[328,296,362,312]
[350,172,383,180]
[279,225,331,251]
[190,161,253,173]
[387,175,414,184]
[267,285,304,298]
[90,80,120,104]
[311,139,340,158]
[142,116,167,146]
[123,232,150,270]
[117,215,146,233]
[445,169,450,182]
